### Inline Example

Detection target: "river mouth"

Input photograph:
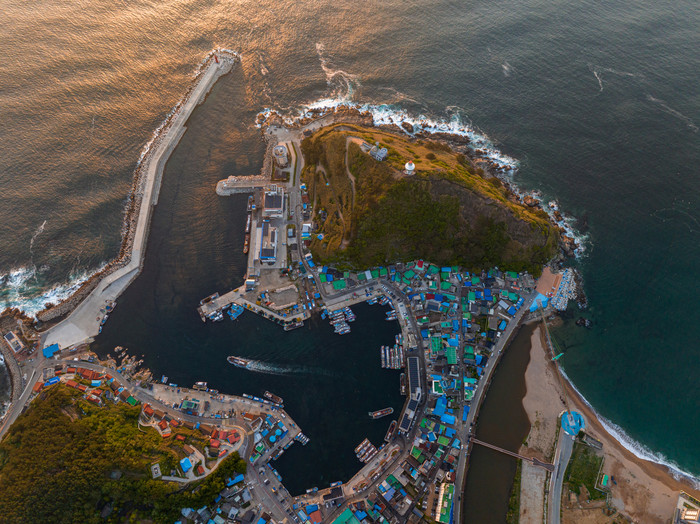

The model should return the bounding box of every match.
[462,323,534,522]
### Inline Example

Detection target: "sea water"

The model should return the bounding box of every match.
[1,0,699,486]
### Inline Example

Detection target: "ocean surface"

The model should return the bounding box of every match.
[1,0,699,491]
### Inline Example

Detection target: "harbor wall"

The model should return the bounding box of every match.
[36,50,238,327]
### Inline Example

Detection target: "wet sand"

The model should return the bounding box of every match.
[522,325,700,523]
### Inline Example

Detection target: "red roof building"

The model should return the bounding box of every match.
[175,434,186,442]
[32,382,43,393]
[77,384,88,392]
[143,405,154,417]
[209,439,220,449]
[158,420,168,431]
[196,465,205,476]
[66,380,78,388]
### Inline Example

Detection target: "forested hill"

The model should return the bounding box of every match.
[0,386,245,523]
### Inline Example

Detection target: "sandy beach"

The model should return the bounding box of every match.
[520,325,700,523]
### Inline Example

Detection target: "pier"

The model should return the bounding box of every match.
[42,51,238,350]
[197,288,310,324]
[215,175,269,195]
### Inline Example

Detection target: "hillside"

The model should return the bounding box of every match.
[0,386,246,523]
[299,124,560,274]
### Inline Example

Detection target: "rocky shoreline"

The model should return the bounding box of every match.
[259,104,579,261]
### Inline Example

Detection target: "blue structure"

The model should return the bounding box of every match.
[180,457,192,473]
[42,343,59,359]
[561,411,585,436]
[529,293,549,312]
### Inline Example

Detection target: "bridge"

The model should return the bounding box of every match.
[470,437,555,472]
[216,175,269,195]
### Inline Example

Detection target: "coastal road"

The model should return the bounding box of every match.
[548,429,574,524]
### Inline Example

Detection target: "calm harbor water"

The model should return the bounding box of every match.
[1,0,699,494]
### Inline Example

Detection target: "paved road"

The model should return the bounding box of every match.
[548,429,574,524]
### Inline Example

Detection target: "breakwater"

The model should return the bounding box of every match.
[40,50,238,347]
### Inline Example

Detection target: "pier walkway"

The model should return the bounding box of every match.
[215,175,269,195]
[43,52,236,351]
[198,288,310,324]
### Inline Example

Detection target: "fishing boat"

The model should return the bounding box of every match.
[264,391,284,404]
[400,373,407,395]
[283,321,304,331]
[245,214,251,233]
[228,303,245,320]
[193,381,208,390]
[243,234,250,254]
[247,195,254,212]
[384,420,397,442]
[227,356,250,369]
[369,407,394,419]
[386,310,397,321]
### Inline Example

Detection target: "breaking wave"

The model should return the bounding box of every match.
[0,263,106,318]
[257,97,588,256]
[315,42,361,101]
[561,368,700,488]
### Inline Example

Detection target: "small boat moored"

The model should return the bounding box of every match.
[369,407,394,419]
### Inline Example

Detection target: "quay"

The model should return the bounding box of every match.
[42,50,238,351]
[197,288,310,324]
[216,175,269,195]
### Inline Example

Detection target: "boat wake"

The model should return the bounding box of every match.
[588,64,639,92]
[244,359,334,378]
[0,263,105,317]
[646,94,699,132]
[561,369,700,488]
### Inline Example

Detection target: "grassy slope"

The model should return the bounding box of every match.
[564,441,606,501]
[300,124,559,274]
[0,385,246,523]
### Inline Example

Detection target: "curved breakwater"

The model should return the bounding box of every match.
[40,50,239,346]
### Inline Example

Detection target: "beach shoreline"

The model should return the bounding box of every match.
[521,325,700,523]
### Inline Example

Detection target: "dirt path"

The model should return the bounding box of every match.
[344,136,363,208]
[315,164,348,246]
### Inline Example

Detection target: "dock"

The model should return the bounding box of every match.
[216,175,269,196]
[197,288,310,324]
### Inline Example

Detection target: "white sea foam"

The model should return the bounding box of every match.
[560,368,700,487]
[257,96,588,256]
[646,94,699,132]
[244,358,333,378]
[0,263,106,318]
[315,42,361,100]
[502,61,513,77]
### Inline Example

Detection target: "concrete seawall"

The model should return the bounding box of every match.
[42,50,238,350]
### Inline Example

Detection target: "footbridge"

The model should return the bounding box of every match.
[470,437,555,472]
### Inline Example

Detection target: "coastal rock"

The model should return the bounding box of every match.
[401,122,414,134]
[561,235,577,257]
[523,195,539,207]
[553,210,563,222]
